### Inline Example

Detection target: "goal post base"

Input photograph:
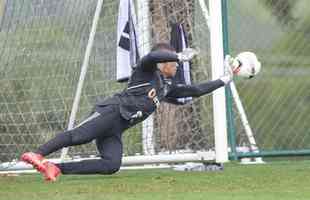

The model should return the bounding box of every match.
[0,151,216,172]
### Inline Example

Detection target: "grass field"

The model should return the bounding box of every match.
[1,160,310,200]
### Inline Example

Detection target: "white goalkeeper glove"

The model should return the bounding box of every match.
[219,55,238,85]
[177,48,199,62]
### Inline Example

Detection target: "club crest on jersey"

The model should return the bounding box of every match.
[148,88,160,107]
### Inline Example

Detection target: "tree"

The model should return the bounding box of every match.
[149,0,207,152]
[260,0,296,26]
[261,0,310,56]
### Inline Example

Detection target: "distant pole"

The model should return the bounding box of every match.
[221,0,238,161]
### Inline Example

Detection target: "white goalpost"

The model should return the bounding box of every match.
[137,0,156,156]
[198,0,263,163]
[208,0,229,163]
[0,0,262,173]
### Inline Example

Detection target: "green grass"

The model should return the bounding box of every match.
[1,160,310,200]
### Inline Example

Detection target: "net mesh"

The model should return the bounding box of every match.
[2,0,308,166]
[0,0,215,164]
[0,0,98,162]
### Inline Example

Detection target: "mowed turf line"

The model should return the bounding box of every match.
[1,160,310,200]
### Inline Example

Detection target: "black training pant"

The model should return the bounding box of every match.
[36,105,130,175]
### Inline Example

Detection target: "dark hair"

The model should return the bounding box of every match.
[151,42,176,52]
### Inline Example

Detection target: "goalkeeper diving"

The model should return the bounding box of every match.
[21,43,260,181]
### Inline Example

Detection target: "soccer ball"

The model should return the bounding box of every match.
[233,51,261,78]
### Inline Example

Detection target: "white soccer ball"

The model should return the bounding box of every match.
[233,51,261,78]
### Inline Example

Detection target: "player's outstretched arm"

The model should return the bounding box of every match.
[166,55,234,98]
[166,79,225,98]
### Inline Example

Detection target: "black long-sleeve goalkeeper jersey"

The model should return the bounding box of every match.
[96,50,225,125]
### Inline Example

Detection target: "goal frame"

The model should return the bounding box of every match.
[0,0,264,173]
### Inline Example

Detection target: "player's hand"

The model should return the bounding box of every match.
[219,55,236,85]
[177,48,199,62]
[226,54,241,73]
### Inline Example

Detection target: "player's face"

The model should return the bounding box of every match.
[162,62,177,77]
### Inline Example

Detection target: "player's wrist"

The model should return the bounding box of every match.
[219,75,232,85]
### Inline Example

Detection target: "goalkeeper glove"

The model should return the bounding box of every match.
[219,55,237,85]
[177,48,199,62]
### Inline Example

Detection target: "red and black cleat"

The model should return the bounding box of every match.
[42,161,61,182]
[21,152,46,172]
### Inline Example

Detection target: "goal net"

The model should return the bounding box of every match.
[0,0,103,167]
[0,0,232,170]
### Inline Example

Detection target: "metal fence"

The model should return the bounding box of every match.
[226,0,310,158]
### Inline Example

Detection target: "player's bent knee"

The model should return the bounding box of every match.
[106,167,120,174]
[104,160,121,175]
